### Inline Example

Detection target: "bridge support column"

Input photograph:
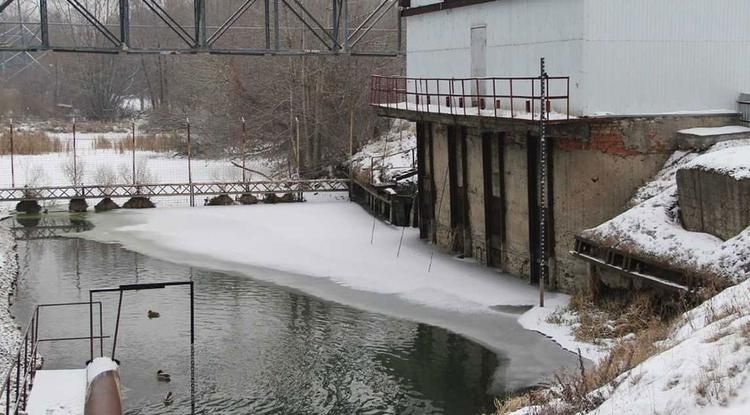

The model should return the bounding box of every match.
[206,194,234,206]
[123,197,155,209]
[16,200,42,214]
[95,198,121,212]
[69,198,88,213]
[238,194,259,205]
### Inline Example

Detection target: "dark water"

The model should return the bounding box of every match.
[10,215,507,415]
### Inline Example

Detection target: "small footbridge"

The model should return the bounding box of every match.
[1,179,351,211]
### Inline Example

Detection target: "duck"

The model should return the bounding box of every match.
[163,391,174,406]
[156,370,171,382]
[147,310,160,319]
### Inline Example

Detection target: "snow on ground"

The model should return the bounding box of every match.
[579,139,750,284]
[586,278,750,415]
[351,121,416,184]
[0,219,20,389]
[518,306,610,363]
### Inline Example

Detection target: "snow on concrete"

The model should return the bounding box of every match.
[586,278,750,415]
[351,121,416,184]
[378,102,575,121]
[683,143,750,180]
[26,369,86,415]
[0,219,20,388]
[678,126,750,137]
[580,139,750,283]
[86,357,118,384]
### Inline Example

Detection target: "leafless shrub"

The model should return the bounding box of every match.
[61,156,85,186]
[94,164,118,187]
[119,158,153,185]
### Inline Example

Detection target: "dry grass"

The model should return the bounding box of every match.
[116,133,182,153]
[0,131,63,155]
[497,291,675,415]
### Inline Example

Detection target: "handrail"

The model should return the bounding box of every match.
[0,302,104,415]
[370,74,571,121]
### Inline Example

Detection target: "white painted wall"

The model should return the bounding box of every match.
[406,0,585,113]
[581,0,750,115]
[405,0,750,116]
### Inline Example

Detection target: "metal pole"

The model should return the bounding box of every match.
[111,290,124,360]
[131,121,136,185]
[187,118,194,207]
[89,290,94,362]
[9,119,14,188]
[539,57,549,308]
[349,109,353,200]
[241,117,247,183]
[73,118,77,188]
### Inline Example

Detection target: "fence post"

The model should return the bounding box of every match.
[9,119,14,188]
[72,118,78,191]
[131,121,136,186]
[187,118,194,207]
[241,117,247,184]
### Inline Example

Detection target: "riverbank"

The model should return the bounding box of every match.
[0,219,20,381]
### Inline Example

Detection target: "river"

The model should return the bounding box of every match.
[9,213,574,414]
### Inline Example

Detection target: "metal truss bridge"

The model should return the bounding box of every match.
[0,0,402,56]
[1,178,350,202]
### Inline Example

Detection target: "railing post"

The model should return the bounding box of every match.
[72,118,78,191]
[131,121,136,186]
[510,79,514,118]
[241,117,247,184]
[187,118,194,207]
[9,119,14,188]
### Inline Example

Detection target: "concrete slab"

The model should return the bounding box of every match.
[27,369,86,415]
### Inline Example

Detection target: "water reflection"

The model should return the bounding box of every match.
[11,215,507,414]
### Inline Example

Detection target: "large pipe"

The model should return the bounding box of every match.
[84,358,123,415]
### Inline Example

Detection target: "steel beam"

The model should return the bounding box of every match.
[0,0,403,56]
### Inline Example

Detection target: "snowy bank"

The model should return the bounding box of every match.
[0,220,20,385]
[588,278,750,415]
[579,139,750,284]
[351,121,416,184]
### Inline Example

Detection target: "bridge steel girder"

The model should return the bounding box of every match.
[0,0,402,57]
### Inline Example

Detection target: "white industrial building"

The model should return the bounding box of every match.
[403,0,750,116]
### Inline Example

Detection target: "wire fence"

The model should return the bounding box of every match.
[0,119,271,208]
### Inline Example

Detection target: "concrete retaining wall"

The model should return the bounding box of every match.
[677,168,750,241]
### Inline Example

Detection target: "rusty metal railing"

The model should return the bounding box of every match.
[370,75,571,120]
[0,302,105,415]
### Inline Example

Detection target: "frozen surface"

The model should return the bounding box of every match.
[80,197,568,313]
[26,369,86,415]
[678,125,750,137]
[77,196,590,384]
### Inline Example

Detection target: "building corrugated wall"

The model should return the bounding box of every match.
[405,0,750,116]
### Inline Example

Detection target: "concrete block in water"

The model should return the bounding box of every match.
[207,194,234,206]
[238,194,259,205]
[16,199,42,214]
[123,196,155,209]
[95,198,121,212]
[69,198,88,213]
